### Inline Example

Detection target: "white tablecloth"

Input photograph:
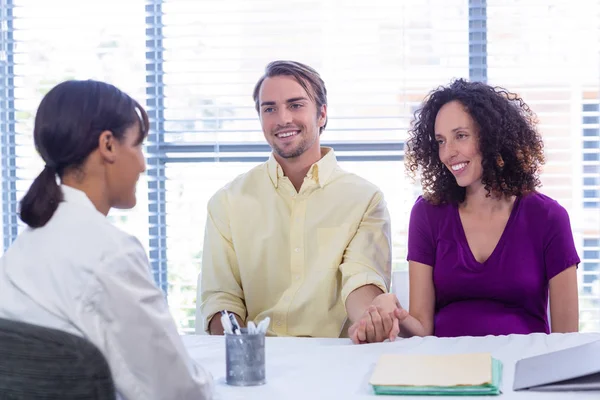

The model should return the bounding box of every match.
[183,332,600,400]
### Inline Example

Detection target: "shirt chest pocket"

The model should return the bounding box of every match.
[316,224,354,269]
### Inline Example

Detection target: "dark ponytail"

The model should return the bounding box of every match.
[19,165,63,228]
[17,79,149,228]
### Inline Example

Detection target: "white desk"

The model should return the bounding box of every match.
[183,332,600,400]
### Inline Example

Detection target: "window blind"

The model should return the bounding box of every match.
[487,0,600,330]
[0,0,148,247]
[145,0,469,332]
[0,0,597,334]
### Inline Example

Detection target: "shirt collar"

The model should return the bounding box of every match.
[267,147,337,189]
[61,185,100,213]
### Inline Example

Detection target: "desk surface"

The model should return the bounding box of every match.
[183,332,600,400]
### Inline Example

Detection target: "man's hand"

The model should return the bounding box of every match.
[348,293,409,344]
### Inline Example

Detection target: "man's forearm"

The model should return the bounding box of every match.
[208,312,245,335]
[345,284,384,323]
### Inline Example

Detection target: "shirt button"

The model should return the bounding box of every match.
[276,320,282,326]
[294,247,301,253]
[294,275,301,281]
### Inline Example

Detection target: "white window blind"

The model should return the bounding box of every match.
[1,0,598,334]
[487,0,600,331]
[0,0,148,247]
[146,0,469,331]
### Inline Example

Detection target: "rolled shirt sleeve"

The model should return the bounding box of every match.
[340,190,392,304]
[199,190,247,332]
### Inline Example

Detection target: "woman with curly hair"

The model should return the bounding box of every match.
[351,79,581,342]
[394,78,581,337]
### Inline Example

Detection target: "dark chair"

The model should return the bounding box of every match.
[0,318,116,399]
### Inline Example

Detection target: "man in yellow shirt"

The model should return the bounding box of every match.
[199,60,394,341]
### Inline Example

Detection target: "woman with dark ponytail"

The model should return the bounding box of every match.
[0,80,213,399]
[19,163,63,228]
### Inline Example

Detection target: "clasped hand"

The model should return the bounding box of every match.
[348,293,409,344]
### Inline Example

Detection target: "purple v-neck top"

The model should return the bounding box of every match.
[407,192,580,337]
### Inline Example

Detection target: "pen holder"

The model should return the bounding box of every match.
[225,328,266,386]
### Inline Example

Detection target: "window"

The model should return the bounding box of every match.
[584,239,600,247]
[583,238,600,247]
[581,97,600,230]
[585,251,600,260]
[487,0,600,332]
[584,141,600,149]
[145,0,469,331]
[584,153,600,162]
[584,165,600,174]
[582,238,600,332]
[584,262,600,271]
[2,0,600,333]
[584,128,600,137]
[1,0,148,248]
[583,103,600,112]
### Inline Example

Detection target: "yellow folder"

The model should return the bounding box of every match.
[369,353,502,396]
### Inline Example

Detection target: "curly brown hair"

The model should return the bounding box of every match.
[405,79,545,205]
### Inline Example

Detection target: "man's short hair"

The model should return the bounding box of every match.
[252,60,328,133]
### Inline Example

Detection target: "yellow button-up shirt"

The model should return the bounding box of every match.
[200,147,391,337]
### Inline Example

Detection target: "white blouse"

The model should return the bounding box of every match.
[0,185,213,399]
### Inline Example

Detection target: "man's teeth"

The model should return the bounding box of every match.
[451,162,467,171]
[277,131,298,138]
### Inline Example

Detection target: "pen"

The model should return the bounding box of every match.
[228,312,242,335]
[257,316,271,334]
[220,310,233,335]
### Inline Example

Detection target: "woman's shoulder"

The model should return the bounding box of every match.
[519,191,569,217]
[50,202,146,265]
[411,195,455,216]
[517,192,573,232]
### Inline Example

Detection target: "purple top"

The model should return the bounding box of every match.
[407,192,580,337]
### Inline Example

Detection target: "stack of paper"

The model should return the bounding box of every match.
[369,353,502,396]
